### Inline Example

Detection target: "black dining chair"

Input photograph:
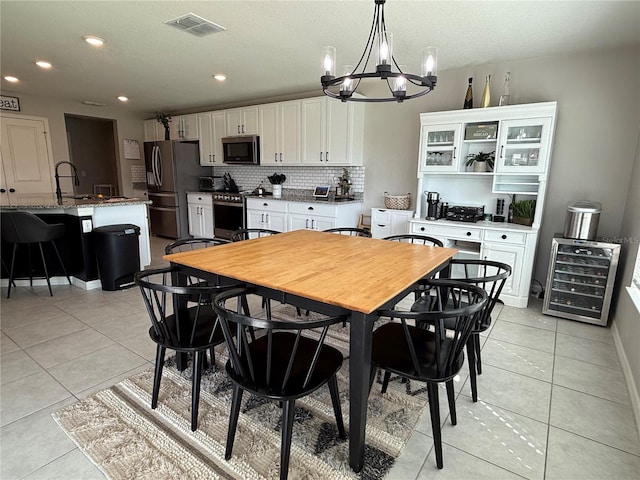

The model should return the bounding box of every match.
[230,228,280,242]
[213,287,348,480]
[135,267,247,431]
[370,279,487,469]
[410,259,511,402]
[322,227,372,237]
[0,211,71,298]
[165,237,246,365]
[382,233,443,246]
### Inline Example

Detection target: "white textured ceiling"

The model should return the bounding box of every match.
[1,1,639,116]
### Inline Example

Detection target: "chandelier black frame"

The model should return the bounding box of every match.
[320,0,437,103]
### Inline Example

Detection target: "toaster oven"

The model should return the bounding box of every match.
[198,176,224,192]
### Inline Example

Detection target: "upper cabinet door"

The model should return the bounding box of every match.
[496,117,552,173]
[197,113,214,166]
[418,123,462,172]
[279,100,301,165]
[300,98,326,164]
[225,107,259,136]
[259,103,279,165]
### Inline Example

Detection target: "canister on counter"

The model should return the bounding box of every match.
[439,202,448,219]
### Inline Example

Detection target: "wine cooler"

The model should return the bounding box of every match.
[543,236,620,326]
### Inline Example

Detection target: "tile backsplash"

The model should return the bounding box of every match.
[213,165,365,193]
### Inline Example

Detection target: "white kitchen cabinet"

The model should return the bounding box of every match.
[259,101,301,165]
[482,240,525,297]
[197,111,225,166]
[171,114,199,140]
[371,208,414,238]
[288,201,362,231]
[300,97,364,166]
[225,107,259,136]
[246,197,288,232]
[412,102,557,307]
[418,123,463,173]
[187,193,214,238]
[144,119,164,142]
[496,117,553,173]
[0,114,56,206]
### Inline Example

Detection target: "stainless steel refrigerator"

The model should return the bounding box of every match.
[144,140,201,238]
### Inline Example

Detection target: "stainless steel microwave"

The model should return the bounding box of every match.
[222,135,260,165]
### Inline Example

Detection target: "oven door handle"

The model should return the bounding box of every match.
[213,201,243,207]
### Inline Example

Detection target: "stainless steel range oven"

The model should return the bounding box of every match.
[211,192,244,240]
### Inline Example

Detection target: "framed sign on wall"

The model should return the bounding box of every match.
[0,95,20,111]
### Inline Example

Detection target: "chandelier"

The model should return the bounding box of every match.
[320,0,437,103]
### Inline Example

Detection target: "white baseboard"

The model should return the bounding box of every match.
[611,321,640,440]
[1,276,102,290]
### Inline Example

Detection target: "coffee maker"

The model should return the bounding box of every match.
[425,191,440,220]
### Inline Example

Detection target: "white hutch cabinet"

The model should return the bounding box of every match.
[411,102,558,307]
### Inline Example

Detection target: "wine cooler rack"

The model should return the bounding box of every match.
[543,236,620,326]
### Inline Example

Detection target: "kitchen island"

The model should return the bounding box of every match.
[1,197,151,290]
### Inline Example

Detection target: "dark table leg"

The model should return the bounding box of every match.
[171,267,189,371]
[348,311,375,472]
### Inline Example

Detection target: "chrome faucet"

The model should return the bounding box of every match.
[54,161,80,203]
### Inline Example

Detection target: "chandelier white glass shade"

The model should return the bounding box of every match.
[321,0,437,103]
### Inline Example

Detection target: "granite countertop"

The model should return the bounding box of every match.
[244,189,364,205]
[1,196,151,209]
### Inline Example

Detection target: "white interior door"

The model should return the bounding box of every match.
[0,114,55,205]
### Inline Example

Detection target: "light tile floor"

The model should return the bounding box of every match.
[1,236,639,479]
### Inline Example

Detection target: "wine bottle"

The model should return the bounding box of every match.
[499,72,511,106]
[463,77,473,109]
[481,75,491,108]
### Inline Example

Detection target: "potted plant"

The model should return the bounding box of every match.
[465,151,495,172]
[156,112,172,140]
[512,199,536,226]
[267,173,286,198]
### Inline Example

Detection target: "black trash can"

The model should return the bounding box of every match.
[93,224,141,291]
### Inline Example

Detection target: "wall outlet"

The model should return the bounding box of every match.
[82,219,92,233]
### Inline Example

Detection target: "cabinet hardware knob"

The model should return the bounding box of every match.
[420,227,425,231]
[308,206,314,210]
[0,188,5,193]
[466,231,472,236]
[9,188,15,193]
[263,203,268,206]
[502,234,507,239]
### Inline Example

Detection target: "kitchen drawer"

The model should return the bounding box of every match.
[412,222,482,241]
[288,202,337,217]
[187,193,213,206]
[246,197,288,212]
[484,230,527,245]
[372,208,392,224]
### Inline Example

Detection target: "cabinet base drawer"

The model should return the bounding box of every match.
[484,230,527,245]
[411,222,482,241]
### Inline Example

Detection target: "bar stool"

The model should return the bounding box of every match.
[1,211,71,298]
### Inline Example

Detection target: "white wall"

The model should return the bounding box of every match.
[0,92,146,197]
[361,45,640,288]
[611,129,640,425]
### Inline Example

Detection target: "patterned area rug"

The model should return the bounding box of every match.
[53,306,426,480]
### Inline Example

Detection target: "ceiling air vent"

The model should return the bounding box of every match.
[164,13,226,37]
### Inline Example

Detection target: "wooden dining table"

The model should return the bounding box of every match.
[164,229,457,472]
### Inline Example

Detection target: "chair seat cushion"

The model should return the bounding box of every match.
[226,332,343,399]
[148,306,224,351]
[371,322,464,382]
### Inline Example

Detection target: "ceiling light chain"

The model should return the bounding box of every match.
[321,0,437,103]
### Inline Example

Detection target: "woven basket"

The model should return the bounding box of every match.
[384,192,411,210]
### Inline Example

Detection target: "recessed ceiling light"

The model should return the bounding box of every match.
[213,74,226,81]
[35,60,52,69]
[4,76,19,83]
[83,35,105,46]
[117,96,128,102]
